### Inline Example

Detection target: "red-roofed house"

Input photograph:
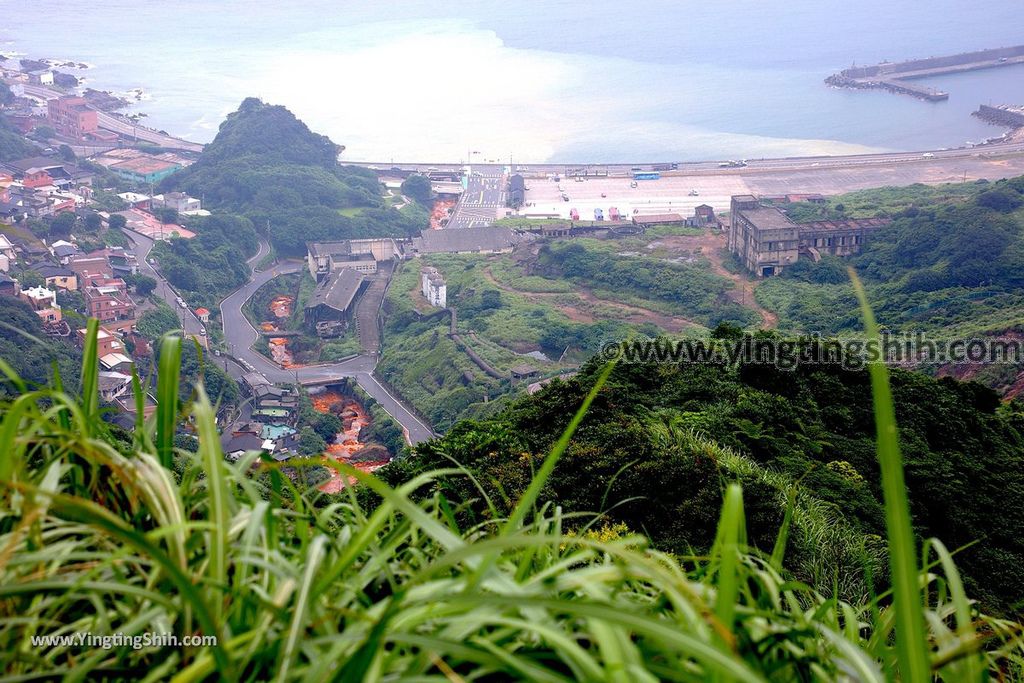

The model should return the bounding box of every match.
[195,307,210,323]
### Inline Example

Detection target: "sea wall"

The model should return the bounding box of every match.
[838,45,1024,79]
[974,105,1024,129]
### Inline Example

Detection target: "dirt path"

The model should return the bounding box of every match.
[645,231,778,328]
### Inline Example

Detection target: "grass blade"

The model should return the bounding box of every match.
[79,317,99,432]
[156,334,182,469]
[849,267,930,682]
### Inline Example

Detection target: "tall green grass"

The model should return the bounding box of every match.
[0,326,1022,680]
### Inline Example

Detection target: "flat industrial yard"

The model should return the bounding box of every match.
[519,153,1024,218]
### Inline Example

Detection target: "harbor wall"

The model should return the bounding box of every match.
[838,45,1024,79]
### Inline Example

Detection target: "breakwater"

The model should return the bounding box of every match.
[974,104,1024,129]
[826,45,1024,101]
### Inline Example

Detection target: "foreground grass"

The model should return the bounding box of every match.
[0,321,1023,680]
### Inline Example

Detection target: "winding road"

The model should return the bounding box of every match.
[124,229,206,342]
[126,231,434,444]
[217,250,435,445]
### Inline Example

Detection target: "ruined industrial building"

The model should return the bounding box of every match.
[728,195,890,276]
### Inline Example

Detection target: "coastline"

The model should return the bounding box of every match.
[2,47,1022,167]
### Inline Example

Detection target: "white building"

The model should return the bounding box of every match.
[28,70,54,86]
[0,234,14,272]
[420,266,447,308]
[19,285,58,310]
[98,371,132,402]
[152,192,203,214]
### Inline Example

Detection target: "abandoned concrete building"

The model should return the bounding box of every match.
[306,238,402,281]
[728,195,890,276]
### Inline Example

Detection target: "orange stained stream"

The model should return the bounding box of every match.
[313,391,389,493]
[263,295,296,366]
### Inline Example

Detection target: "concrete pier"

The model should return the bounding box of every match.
[826,45,1024,101]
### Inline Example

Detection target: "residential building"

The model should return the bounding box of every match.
[19,285,57,310]
[30,263,78,290]
[0,157,93,189]
[77,326,134,372]
[152,192,201,214]
[117,192,151,210]
[49,239,79,263]
[19,284,63,327]
[195,307,210,323]
[105,248,139,277]
[224,432,268,461]
[68,254,113,281]
[0,273,17,297]
[727,195,890,276]
[98,371,132,402]
[22,168,54,190]
[420,266,447,308]
[77,326,123,359]
[47,96,98,139]
[83,277,135,322]
[0,234,15,272]
[35,305,62,326]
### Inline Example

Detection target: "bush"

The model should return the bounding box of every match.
[400,173,433,204]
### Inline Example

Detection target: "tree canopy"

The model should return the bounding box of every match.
[0,115,39,162]
[160,99,425,255]
[400,174,433,204]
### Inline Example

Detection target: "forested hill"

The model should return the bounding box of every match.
[383,344,1024,616]
[197,97,341,168]
[161,98,424,255]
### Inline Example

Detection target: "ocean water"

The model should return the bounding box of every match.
[1,0,1022,162]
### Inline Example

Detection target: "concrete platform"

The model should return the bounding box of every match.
[521,154,1024,218]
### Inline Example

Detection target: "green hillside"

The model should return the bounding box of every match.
[161,98,425,255]
[760,177,1024,337]
[385,337,1024,617]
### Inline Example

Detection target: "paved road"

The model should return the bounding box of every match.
[17,83,205,153]
[446,169,506,228]
[218,261,435,445]
[124,229,206,344]
[353,139,1024,177]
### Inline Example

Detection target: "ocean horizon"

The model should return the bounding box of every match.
[2,0,1023,163]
